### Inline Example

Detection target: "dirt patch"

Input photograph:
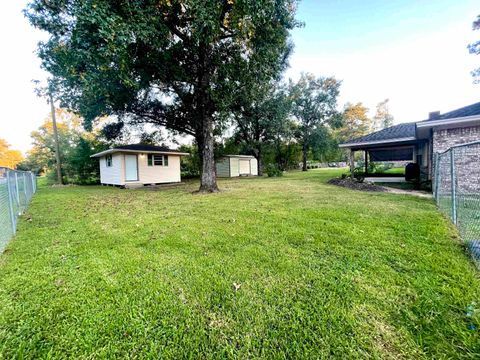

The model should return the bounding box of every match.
[328,178,432,198]
[327,178,387,192]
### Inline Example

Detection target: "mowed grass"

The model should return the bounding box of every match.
[0,169,479,359]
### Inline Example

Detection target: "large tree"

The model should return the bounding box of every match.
[25,0,299,192]
[337,102,371,141]
[468,15,480,83]
[233,82,292,175]
[289,73,341,171]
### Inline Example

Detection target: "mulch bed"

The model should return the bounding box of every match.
[327,177,387,192]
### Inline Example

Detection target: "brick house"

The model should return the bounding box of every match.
[339,102,480,186]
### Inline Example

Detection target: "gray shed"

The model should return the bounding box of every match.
[216,155,258,177]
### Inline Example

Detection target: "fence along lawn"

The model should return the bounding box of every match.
[0,169,479,358]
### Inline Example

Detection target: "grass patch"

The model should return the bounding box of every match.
[384,167,406,175]
[0,169,479,358]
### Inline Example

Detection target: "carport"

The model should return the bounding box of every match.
[339,123,430,180]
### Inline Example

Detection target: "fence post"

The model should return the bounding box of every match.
[6,171,16,235]
[23,173,28,203]
[31,173,36,193]
[450,149,457,224]
[14,172,20,208]
[434,152,440,203]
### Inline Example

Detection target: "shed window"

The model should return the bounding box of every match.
[105,154,112,167]
[147,154,169,166]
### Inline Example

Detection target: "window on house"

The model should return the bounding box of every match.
[147,154,169,166]
[106,154,112,167]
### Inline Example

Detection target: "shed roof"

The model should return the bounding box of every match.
[91,144,189,158]
[221,155,256,159]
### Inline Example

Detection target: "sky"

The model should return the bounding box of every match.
[0,0,479,154]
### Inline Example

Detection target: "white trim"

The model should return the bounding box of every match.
[222,155,256,159]
[339,137,417,148]
[416,114,480,128]
[91,149,189,158]
[148,154,169,167]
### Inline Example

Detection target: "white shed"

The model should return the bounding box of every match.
[91,144,189,187]
[216,155,258,177]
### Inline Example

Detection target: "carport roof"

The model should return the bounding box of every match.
[339,123,416,148]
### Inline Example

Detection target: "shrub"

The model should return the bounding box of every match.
[265,163,283,177]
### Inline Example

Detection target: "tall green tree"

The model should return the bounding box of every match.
[372,99,394,131]
[25,0,299,192]
[289,73,341,171]
[233,82,292,175]
[468,15,480,83]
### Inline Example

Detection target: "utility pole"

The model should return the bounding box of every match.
[49,90,63,184]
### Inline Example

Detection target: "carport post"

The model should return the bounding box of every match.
[349,150,355,179]
[364,150,368,175]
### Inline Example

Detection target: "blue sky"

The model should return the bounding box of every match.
[0,0,479,152]
[287,0,479,122]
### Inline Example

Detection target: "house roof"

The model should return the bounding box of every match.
[339,123,416,148]
[90,144,189,158]
[341,101,480,149]
[425,101,480,121]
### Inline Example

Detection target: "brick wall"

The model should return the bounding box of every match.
[433,126,480,193]
[433,125,480,153]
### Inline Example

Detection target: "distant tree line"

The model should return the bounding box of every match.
[18,85,395,184]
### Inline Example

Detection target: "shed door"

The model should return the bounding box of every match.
[125,154,138,181]
[239,159,250,175]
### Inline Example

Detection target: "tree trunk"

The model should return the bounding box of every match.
[257,150,263,176]
[49,92,63,184]
[195,133,204,176]
[196,41,218,193]
[349,150,355,179]
[302,141,308,172]
[198,115,219,192]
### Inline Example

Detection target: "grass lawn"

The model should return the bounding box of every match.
[384,167,406,175]
[0,169,479,358]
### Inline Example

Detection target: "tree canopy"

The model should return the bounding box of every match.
[468,15,480,83]
[25,0,299,191]
[372,99,393,131]
[233,81,292,175]
[18,109,106,184]
[289,73,341,171]
[0,139,24,170]
[337,102,371,142]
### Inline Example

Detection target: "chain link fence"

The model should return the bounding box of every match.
[0,167,37,253]
[434,140,480,266]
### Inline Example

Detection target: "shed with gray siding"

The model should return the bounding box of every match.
[216,155,258,177]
